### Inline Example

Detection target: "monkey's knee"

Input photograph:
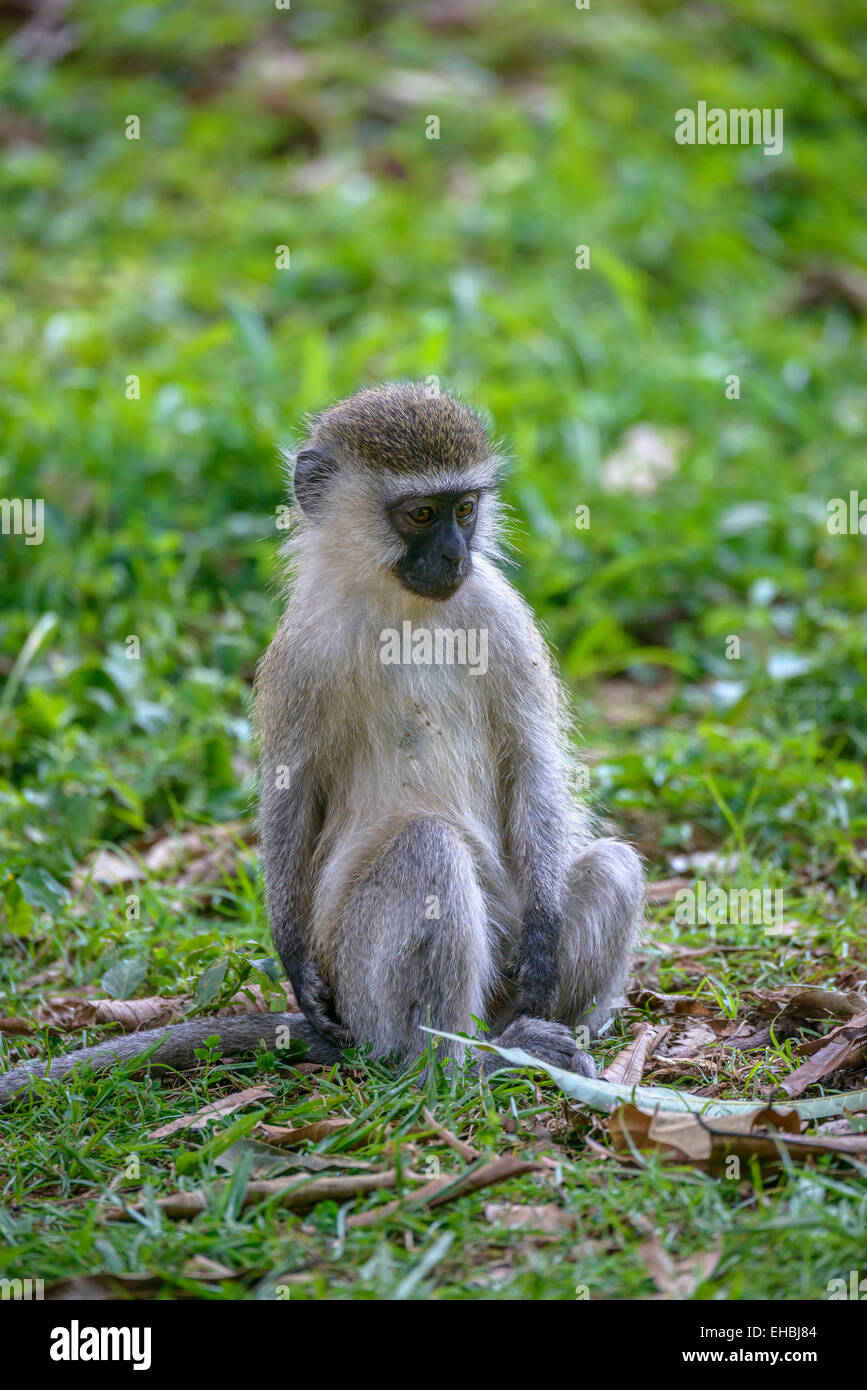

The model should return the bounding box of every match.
[556,837,645,1033]
[571,837,644,925]
[334,817,491,1058]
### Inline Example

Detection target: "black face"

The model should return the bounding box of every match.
[389,490,479,600]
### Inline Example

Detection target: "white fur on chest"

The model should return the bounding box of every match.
[322,614,497,820]
[298,593,514,953]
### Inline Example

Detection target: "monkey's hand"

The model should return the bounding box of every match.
[513,906,562,1019]
[287,955,352,1048]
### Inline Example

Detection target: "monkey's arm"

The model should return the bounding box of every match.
[256,626,351,1047]
[500,645,573,1019]
[506,762,570,1017]
[259,748,350,1047]
[0,1012,341,1108]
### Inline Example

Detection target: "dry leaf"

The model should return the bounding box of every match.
[484,1203,576,1233]
[0,1017,35,1035]
[628,988,717,1018]
[74,821,256,896]
[610,1102,801,1171]
[659,1023,720,1057]
[36,996,99,1030]
[147,1085,274,1140]
[29,981,298,1040]
[600,1023,670,1085]
[745,986,865,1022]
[638,1236,721,1299]
[92,996,184,1030]
[781,1011,867,1098]
[256,1118,354,1147]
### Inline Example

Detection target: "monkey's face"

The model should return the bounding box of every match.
[388,490,479,600]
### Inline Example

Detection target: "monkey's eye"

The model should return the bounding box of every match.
[455,495,477,523]
[407,503,436,526]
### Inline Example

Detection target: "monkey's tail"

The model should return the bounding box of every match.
[0,1012,342,1108]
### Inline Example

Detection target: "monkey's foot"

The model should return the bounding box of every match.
[482,1017,597,1078]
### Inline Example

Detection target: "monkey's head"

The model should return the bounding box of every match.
[288,383,503,602]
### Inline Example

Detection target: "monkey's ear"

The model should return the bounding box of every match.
[292,446,337,516]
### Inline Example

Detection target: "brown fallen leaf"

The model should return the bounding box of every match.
[610,1103,801,1171]
[484,1203,577,1234]
[0,1017,36,1035]
[147,1085,274,1140]
[347,1155,540,1229]
[746,986,865,1022]
[91,996,183,1030]
[256,1118,355,1147]
[628,988,717,1018]
[215,1138,374,1176]
[35,996,100,1031]
[600,1023,670,1085]
[611,1102,867,1168]
[722,1018,804,1051]
[105,1169,396,1221]
[74,821,257,895]
[781,1011,867,1098]
[638,1236,722,1299]
[30,981,298,1038]
[658,1023,719,1057]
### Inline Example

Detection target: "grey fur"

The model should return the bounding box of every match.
[0,1013,338,1106]
[258,382,645,1071]
[0,383,644,1106]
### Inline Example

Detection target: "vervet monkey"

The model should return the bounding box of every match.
[0,384,643,1106]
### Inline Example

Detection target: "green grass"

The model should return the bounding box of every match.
[1,0,866,1300]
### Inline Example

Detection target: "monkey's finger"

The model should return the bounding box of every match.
[305,1004,352,1047]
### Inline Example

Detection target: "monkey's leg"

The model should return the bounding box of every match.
[333,817,492,1064]
[557,837,644,1033]
[484,839,643,1078]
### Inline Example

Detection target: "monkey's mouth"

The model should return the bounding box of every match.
[395,567,469,601]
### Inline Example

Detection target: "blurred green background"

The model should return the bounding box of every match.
[1,0,865,887]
